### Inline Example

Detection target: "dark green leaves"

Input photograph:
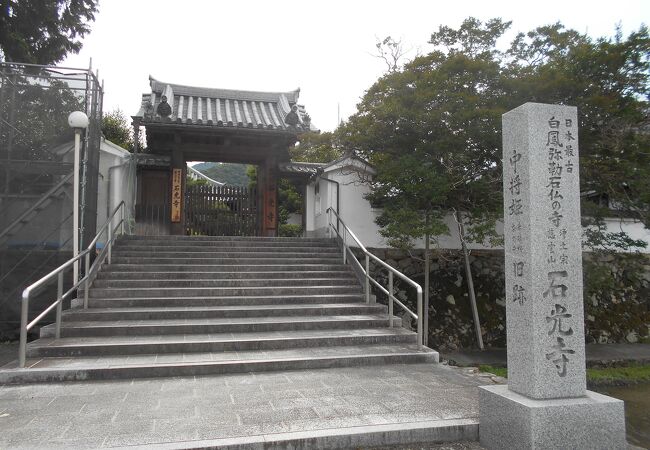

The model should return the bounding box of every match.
[0,0,98,65]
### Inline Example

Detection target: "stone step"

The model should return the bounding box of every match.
[90,277,358,289]
[113,251,342,259]
[87,293,366,308]
[121,235,333,243]
[102,264,350,273]
[96,270,356,280]
[113,244,340,252]
[110,256,343,265]
[40,315,399,338]
[1,344,438,384]
[26,328,419,357]
[89,285,362,299]
[60,303,387,321]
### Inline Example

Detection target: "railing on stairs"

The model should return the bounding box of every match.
[18,201,129,368]
[326,207,424,348]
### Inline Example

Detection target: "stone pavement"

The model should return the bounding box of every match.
[442,343,650,368]
[0,363,491,449]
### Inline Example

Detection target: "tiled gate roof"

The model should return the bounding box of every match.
[135,76,316,132]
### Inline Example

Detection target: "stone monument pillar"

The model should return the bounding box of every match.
[478,103,626,449]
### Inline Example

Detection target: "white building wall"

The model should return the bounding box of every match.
[96,140,132,247]
[305,183,315,233]
[313,177,331,233]
[305,165,650,253]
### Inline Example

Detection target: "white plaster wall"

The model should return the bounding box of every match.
[304,171,650,253]
[305,183,315,233]
[313,177,332,233]
[590,217,650,253]
[94,141,130,247]
[96,152,120,231]
[336,169,385,247]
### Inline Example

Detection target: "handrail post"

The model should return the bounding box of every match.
[18,293,28,368]
[365,254,370,304]
[120,203,125,235]
[107,225,112,264]
[327,209,332,238]
[55,272,63,339]
[417,288,423,348]
[343,230,347,264]
[84,253,90,309]
[388,271,394,328]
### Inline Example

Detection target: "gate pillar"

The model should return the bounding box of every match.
[259,158,278,237]
[170,148,186,235]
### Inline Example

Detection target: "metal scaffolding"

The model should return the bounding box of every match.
[0,62,103,337]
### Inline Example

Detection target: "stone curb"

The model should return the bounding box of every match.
[124,418,479,450]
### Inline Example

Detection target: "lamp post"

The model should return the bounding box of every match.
[68,111,89,283]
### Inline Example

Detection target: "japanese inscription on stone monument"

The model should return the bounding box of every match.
[503,103,586,400]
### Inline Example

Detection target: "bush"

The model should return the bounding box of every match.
[279,224,302,237]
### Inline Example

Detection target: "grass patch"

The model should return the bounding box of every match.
[478,364,650,386]
[587,365,650,386]
[479,365,507,378]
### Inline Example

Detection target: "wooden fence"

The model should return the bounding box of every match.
[185,185,258,236]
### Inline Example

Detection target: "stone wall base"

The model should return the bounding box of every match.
[478,384,626,450]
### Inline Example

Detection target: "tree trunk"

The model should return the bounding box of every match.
[455,211,484,350]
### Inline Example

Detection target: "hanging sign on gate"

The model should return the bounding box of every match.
[171,168,182,223]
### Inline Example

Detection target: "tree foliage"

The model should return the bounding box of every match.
[338,18,510,249]
[0,0,98,65]
[374,36,409,73]
[506,23,650,234]
[194,162,249,186]
[338,18,650,251]
[0,75,83,194]
[290,131,342,163]
[101,109,134,151]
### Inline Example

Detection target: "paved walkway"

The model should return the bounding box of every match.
[0,363,492,449]
[442,343,650,367]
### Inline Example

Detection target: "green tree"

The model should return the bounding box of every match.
[0,0,98,65]
[338,18,511,347]
[196,163,249,186]
[101,109,134,151]
[505,23,650,232]
[0,76,83,194]
[185,176,208,188]
[290,131,342,163]
[339,18,650,348]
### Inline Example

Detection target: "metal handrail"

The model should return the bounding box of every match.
[18,201,127,368]
[326,207,424,348]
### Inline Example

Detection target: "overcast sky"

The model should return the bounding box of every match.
[62,0,648,133]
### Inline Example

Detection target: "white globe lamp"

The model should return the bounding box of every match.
[68,111,89,129]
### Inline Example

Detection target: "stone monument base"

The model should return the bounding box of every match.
[479,385,626,450]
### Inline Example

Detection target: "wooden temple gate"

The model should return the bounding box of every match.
[132,76,313,237]
[185,185,258,236]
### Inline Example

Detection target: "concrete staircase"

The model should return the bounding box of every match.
[0,235,437,383]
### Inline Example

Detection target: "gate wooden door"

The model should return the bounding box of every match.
[185,185,258,236]
[135,169,171,235]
